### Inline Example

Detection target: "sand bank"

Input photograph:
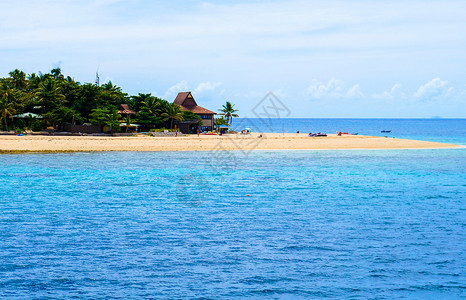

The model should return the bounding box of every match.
[0,133,461,153]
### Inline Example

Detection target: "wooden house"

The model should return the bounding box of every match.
[173,92,215,132]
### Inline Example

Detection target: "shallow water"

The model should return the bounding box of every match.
[1,148,464,299]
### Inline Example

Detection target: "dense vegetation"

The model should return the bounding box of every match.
[0,68,202,132]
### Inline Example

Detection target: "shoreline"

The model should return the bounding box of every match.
[0,133,461,153]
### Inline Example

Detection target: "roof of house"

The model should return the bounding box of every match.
[174,92,215,115]
[118,104,136,115]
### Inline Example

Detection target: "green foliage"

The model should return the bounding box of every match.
[72,83,104,119]
[30,120,43,131]
[43,106,82,128]
[215,117,229,126]
[89,107,110,126]
[36,77,65,113]
[0,84,16,131]
[182,110,200,120]
[149,128,176,132]
[0,68,206,132]
[218,101,239,125]
[161,103,184,129]
[89,106,121,132]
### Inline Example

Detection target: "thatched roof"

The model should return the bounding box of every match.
[118,104,136,115]
[174,92,215,115]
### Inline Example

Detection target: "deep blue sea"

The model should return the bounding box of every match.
[1,119,465,299]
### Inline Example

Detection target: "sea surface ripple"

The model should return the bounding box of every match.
[0,149,465,299]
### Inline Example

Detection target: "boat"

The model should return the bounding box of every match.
[381,130,391,133]
[309,132,327,137]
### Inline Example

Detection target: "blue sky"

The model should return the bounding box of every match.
[1,0,465,117]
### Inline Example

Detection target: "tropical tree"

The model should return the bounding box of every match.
[130,93,153,112]
[60,76,80,107]
[161,103,184,129]
[141,95,161,116]
[27,73,41,91]
[72,83,102,120]
[182,111,200,121]
[43,106,82,130]
[99,81,127,106]
[89,106,121,133]
[8,69,28,91]
[215,116,229,126]
[35,77,65,113]
[0,93,15,131]
[218,101,239,125]
[89,107,111,126]
[105,108,121,133]
[124,115,131,133]
[50,67,64,80]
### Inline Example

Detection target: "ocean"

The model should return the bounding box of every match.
[232,118,466,145]
[0,119,465,299]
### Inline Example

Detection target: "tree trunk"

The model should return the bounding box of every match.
[171,118,173,129]
[4,117,8,131]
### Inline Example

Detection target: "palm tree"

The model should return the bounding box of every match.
[50,68,64,80]
[218,101,239,125]
[35,78,65,112]
[130,93,152,112]
[124,115,131,133]
[8,69,27,91]
[0,92,15,131]
[161,103,184,129]
[102,81,121,92]
[141,96,161,116]
[27,73,41,91]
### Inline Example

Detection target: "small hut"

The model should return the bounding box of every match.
[117,104,136,118]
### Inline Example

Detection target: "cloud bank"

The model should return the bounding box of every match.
[0,0,465,117]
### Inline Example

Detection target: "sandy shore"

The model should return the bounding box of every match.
[0,133,461,153]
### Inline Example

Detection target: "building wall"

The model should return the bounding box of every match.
[199,115,214,129]
[63,123,102,133]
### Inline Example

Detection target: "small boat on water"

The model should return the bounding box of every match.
[381,130,391,133]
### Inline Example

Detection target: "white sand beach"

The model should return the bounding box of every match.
[0,133,461,153]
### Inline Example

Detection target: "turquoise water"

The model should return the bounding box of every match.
[233,118,466,145]
[1,119,465,299]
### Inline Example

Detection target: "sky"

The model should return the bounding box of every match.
[1,0,465,118]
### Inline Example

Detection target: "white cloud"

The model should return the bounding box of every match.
[414,78,452,100]
[346,84,363,99]
[193,81,221,94]
[373,83,405,100]
[307,79,364,99]
[390,83,402,94]
[1,1,465,117]
[307,79,344,98]
[164,80,189,100]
